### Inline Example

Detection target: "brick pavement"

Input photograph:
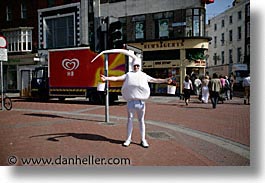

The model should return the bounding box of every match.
[0,95,250,166]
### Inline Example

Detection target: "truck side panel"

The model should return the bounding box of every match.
[49,48,125,89]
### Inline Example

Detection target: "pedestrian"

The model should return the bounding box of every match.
[100,57,172,148]
[224,76,231,100]
[229,72,235,100]
[183,75,193,105]
[242,73,250,105]
[208,73,222,109]
[201,75,210,103]
[194,76,202,97]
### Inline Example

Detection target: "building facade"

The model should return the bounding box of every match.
[205,0,250,78]
[100,0,211,94]
[1,0,212,95]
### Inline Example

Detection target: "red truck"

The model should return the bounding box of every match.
[30,47,127,103]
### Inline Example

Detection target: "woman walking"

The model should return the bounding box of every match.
[183,75,193,105]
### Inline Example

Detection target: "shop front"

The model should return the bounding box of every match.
[129,38,208,95]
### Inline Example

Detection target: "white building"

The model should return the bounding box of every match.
[206,0,250,79]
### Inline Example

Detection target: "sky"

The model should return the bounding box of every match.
[205,0,234,22]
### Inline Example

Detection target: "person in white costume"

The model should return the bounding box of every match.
[96,49,172,148]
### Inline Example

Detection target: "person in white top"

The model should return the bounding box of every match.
[183,75,193,105]
[100,50,171,148]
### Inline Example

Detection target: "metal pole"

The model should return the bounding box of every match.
[104,54,109,123]
[1,61,4,110]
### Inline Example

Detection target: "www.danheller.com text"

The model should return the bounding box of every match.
[7,155,131,166]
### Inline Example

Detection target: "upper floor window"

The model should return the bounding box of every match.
[247,22,250,38]
[229,49,233,64]
[237,47,242,63]
[229,30,233,42]
[186,8,205,37]
[238,26,242,40]
[44,15,75,48]
[214,24,217,31]
[135,21,145,40]
[221,51,225,64]
[3,28,32,52]
[21,2,27,19]
[221,33,225,46]
[246,3,250,17]
[214,53,218,65]
[158,19,169,38]
[6,5,12,21]
[154,11,173,39]
[238,11,242,20]
[229,15,233,24]
[132,15,146,40]
[214,36,217,48]
[221,19,225,27]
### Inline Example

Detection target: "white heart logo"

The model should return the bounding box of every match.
[62,59,80,71]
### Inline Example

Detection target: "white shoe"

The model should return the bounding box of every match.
[141,139,149,148]
[122,140,131,147]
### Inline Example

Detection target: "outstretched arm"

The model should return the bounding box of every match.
[100,74,126,82]
[149,77,172,84]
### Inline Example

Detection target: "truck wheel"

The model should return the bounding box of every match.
[89,92,104,104]
[58,97,65,101]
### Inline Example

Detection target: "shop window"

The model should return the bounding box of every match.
[143,49,180,61]
[186,48,206,61]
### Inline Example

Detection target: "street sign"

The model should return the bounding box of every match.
[0,36,7,48]
[0,48,8,61]
[0,36,7,110]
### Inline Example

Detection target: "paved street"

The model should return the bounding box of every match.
[0,95,250,166]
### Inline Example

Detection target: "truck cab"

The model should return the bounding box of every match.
[31,66,49,100]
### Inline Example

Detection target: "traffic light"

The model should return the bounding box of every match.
[108,18,123,49]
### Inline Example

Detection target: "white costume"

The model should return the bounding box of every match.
[121,70,153,101]
[93,49,168,147]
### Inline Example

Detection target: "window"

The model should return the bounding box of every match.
[214,53,217,65]
[237,47,242,63]
[221,51,225,64]
[246,3,250,17]
[44,14,75,48]
[21,2,27,19]
[229,49,233,64]
[214,24,217,31]
[214,36,217,48]
[185,8,205,37]
[144,49,180,61]
[135,21,145,40]
[153,12,173,39]
[186,49,206,60]
[6,5,12,21]
[221,19,225,27]
[159,19,169,38]
[229,30,233,42]
[229,15,233,24]
[238,11,242,20]
[247,22,250,38]
[3,28,32,52]
[238,26,242,40]
[221,33,225,46]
